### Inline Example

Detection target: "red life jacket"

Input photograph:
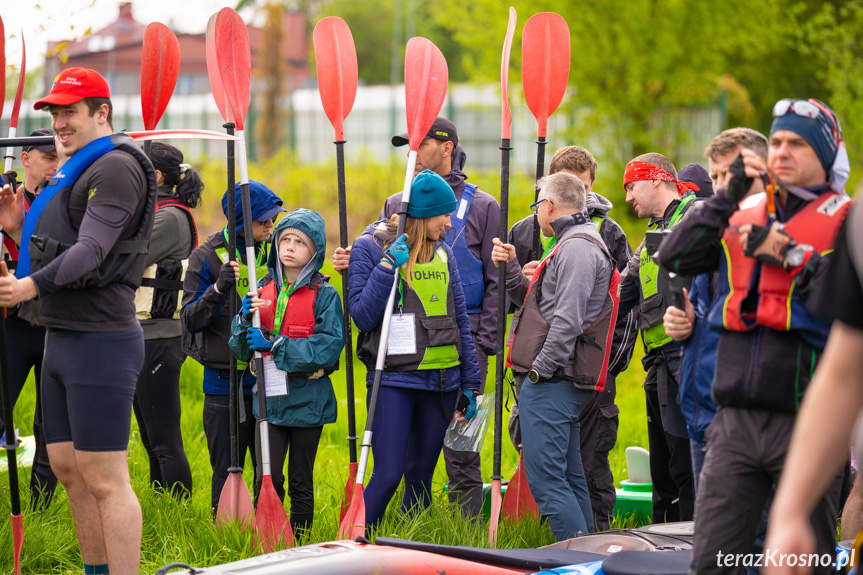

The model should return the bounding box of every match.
[506,233,620,392]
[719,191,852,332]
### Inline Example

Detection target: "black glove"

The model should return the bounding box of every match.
[725,153,753,204]
[215,262,236,295]
[744,224,792,267]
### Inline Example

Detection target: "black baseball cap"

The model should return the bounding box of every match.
[23,128,56,153]
[392,117,458,147]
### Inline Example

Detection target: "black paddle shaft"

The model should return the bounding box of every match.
[493,138,512,482]
[0,312,22,517]
[531,136,547,260]
[335,140,358,464]
[224,122,241,472]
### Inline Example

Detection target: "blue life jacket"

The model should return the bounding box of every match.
[446,183,485,314]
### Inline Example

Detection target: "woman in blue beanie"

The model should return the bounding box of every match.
[348,169,482,529]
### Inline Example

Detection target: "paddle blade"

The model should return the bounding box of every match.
[141,23,181,131]
[254,475,290,553]
[215,8,251,131]
[12,512,23,575]
[339,460,359,521]
[206,13,232,123]
[488,479,503,548]
[501,451,539,520]
[216,472,254,527]
[124,129,240,141]
[500,7,516,140]
[522,12,570,137]
[313,17,358,141]
[404,37,448,152]
[10,31,26,129]
[338,483,365,540]
[1,16,6,121]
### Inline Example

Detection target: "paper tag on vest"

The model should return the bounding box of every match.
[387,313,417,355]
[263,356,289,396]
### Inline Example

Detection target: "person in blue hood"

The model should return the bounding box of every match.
[181,179,285,514]
[348,169,482,529]
[229,208,343,536]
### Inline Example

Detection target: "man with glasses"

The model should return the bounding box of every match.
[181,180,284,514]
[656,99,851,575]
[616,153,700,525]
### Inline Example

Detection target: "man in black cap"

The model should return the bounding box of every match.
[0,128,59,510]
[334,117,500,518]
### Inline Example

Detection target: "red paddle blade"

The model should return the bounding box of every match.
[522,12,570,137]
[1,16,6,121]
[338,483,365,540]
[500,7,517,140]
[488,478,503,548]
[501,451,539,520]
[340,460,359,521]
[12,512,23,575]
[313,17,358,141]
[141,23,180,131]
[214,8,251,131]
[206,13,232,123]
[216,472,254,527]
[10,31,26,130]
[254,475,291,553]
[404,37,448,152]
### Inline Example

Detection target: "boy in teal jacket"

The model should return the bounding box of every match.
[230,208,344,535]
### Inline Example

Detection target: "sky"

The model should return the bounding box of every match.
[2,0,261,68]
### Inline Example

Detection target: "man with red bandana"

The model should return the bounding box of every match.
[616,153,700,524]
[656,99,851,575]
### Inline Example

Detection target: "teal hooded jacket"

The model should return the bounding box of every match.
[229,208,343,427]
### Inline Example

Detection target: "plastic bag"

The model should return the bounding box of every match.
[443,393,493,452]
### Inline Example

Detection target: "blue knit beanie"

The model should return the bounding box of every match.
[407,170,457,218]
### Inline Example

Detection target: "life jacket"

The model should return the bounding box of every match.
[446,183,485,313]
[507,232,620,392]
[638,193,697,351]
[17,133,157,291]
[356,246,462,371]
[135,199,198,321]
[257,274,338,378]
[711,191,852,338]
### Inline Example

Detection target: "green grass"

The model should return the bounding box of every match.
[0,262,649,573]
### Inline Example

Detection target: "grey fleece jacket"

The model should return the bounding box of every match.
[505,212,612,379]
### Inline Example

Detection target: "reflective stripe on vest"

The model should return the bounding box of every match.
[446,183,485,314]
[715,191,852,335]
[639,193,697,350]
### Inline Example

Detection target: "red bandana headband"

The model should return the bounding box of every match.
[623,161,700,196]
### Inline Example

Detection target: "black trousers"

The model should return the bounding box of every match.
[254,423,323,534]
[132,336,193,497]
[0,316,56,510]
[203,393,258,514]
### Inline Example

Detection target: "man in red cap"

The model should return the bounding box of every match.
[0,67,157,575]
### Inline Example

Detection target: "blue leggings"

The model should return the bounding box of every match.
[363,385,458,528]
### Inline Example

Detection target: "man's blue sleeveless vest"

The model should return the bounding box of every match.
[446,183,485,314]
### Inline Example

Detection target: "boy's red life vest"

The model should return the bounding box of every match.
[719,191,852,333]
[506,232,620,392]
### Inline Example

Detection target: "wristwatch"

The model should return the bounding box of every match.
[784,243,814,270]
[527,369,542,383]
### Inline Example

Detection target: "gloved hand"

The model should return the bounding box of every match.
[743,223,792,267]
[456,389,478,421]
[241,292,255,321]
[725,153,753,204]
[215,261,238,295]
[381,234,410,268]
[246,326,275,352]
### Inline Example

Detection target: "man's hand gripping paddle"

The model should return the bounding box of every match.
[338,36,448,541]
[208,11,254,531]
[216,7,293,552]
[0,19,26,574]
[140,22,180,156]
[312,16,360,522]
[489,6,517,550]
[522,12,569,260]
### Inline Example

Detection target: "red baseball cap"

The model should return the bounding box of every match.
[33,67,111,110]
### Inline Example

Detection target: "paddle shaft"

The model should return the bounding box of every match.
[0,311,21,518]
[335,140,358,464]
[224,123,241,471]
[493,138,511,483]
[355,151,418,485]
[531,136,547,260]
[3,126,17,173]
